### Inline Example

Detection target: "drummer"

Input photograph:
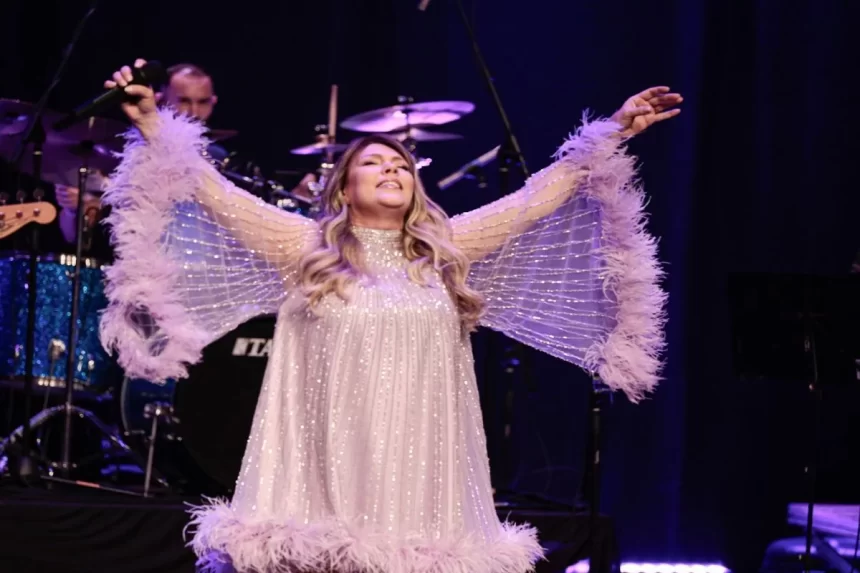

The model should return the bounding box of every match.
[57,62,222,254]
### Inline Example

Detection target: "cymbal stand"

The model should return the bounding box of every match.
[308,84,341,216]
[0,136,170,495]
[2,0,76,480]
[0,0,170,492]
[453,0,555,511]
[391,96,431,170]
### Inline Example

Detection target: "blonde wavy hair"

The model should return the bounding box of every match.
[297,134,485,330]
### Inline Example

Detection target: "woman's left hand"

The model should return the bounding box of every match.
[611,86,683,137]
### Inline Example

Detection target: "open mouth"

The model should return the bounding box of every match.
[377,180,402,190]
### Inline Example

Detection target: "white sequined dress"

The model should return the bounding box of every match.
[98,109,666,573]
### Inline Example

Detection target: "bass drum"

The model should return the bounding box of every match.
[120,314,276,496]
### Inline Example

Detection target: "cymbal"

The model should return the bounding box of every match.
[340,100,475,133]
[0,99,126,144]
[390,128,463,142]
[0,99,124,187]
[0,137,119,188]
[206,128,238,142]
[290,140,349,156]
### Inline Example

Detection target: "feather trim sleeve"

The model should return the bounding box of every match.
[98,108,319,383]
[453,115,666,402]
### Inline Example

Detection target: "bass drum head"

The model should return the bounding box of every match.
[172,314,276,494]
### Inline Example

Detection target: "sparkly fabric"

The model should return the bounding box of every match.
[458,115,666,401]
[99,109,666,573]
[188,226,541,573]
[0,252,111,388]
[99,109,317,383]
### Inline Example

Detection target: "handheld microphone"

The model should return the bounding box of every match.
[53,61,167,132]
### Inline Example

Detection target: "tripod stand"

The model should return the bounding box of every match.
[0,0,167,497]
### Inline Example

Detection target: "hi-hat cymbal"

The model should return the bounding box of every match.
[290,141,349,156]
[340,100,475,133]
[390,128,463,142]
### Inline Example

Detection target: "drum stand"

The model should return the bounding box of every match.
[0,138,170,497]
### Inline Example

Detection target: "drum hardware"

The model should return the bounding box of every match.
[0,170,166,495]
[271,188,312,214]
[141,401,173,497]
[0,64,166,495]
[36,339,67,414]
[289,132,348,157]
[0,99,123,189]
[1,252,115,395]
[119,314,277,496]
[437,145,500,190]
[1,80,58,485]
[390,127,463,142]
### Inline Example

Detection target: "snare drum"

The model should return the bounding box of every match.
[0,251,113,391]
[120,314,275,495]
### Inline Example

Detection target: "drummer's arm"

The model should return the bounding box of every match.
[58,208,75,244]
[56,184,102,246]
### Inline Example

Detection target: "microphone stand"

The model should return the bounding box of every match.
[453,0,573,513]
[0,0,169,497]
[452,5,610,567]
[3,0,99,485]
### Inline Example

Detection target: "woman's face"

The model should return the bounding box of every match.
[342,142,415,226]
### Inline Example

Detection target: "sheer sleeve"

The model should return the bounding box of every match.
[98,108,319,383]
[455,115,666,402]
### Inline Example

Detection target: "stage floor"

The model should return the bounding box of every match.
[0,482,618,573]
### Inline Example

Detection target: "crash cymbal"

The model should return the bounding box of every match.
[0,99,32,136]
[206,128,238,142]
[390,128,463,142]
[340,100,475,133]
[0,99,126,143]
[0,99,127,186]
[290,140,349,156]
[0,137,119,188]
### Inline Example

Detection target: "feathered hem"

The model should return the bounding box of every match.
[565,115,667,402]
[186,499,544,573]
[98,108,217,383]
[472,115,666,403]
[553,115,666,402]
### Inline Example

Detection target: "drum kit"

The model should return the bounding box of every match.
[0,88,480,496]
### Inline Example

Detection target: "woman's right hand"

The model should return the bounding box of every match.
[104,58,159,136]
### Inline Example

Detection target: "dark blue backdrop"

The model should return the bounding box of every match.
[1,1,858,571]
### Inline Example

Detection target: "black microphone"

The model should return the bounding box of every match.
[53,61,167,131]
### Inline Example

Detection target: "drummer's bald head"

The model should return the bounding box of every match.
[157,63,218,122]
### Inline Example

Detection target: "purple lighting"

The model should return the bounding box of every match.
[567,562,730,573]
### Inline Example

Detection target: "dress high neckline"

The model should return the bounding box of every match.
[350,225,403,246]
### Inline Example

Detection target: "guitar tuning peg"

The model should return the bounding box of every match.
[16,190,26,203]
[0,192,8,205]
[33,188,45,201]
